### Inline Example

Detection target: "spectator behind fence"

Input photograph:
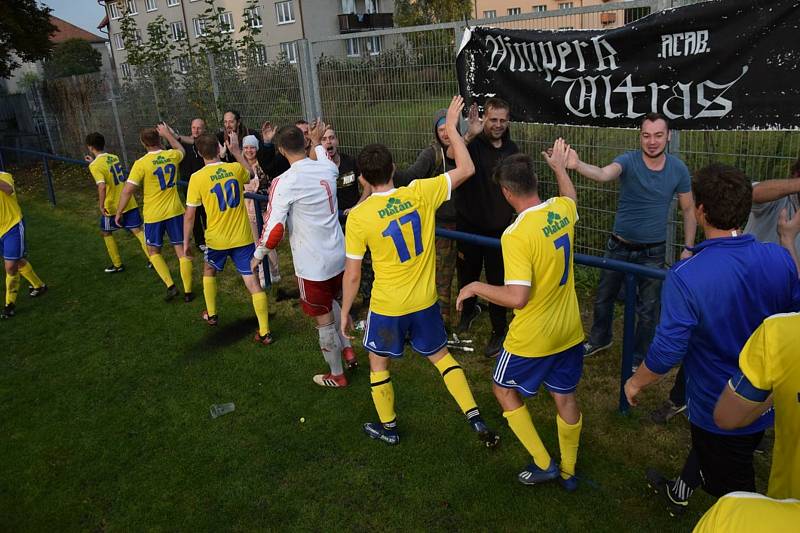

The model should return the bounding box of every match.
[624,164,800,515]
[745,157,800,247]
[242,135,280,287]
[568,113,697,370]
[175,118,208,250]
[295,119,311,154]
[456,97,518,357]
[218,110,257,164]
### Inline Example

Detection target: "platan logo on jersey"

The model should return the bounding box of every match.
[152,155,170,165]
[542,211,570,237]
[211,167,235,181]
[378,197,413,219]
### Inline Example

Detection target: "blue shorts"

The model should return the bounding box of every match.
[363,302,448,358]
[493,342,584,397]
[100,208,143,232]
[144,214,184,247]
[1,220,26,260]
[205,243,256,275]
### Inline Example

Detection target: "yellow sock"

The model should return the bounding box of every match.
[5,273,19,305]
[179,257,193,293]
[103,235,122,267]
[133,232,150,261]
[557,413,582,479]
[251,291,270,336]
[370,370,396,426]
[149,254,174,287]
[504,404,551,470]
[434,353,479,416]
[18,262,43,288]
[203,276,217,316]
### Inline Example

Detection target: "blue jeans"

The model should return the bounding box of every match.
[588,237,666,365]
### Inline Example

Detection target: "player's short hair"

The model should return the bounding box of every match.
[195,133,218,160]
[357,144,394,186]
[275,125,306,154]
[295,119,309,127]
[85,132,105,151]
[692,164,752,230]
[140,128,160,147]
[791,157,800,178]
[485,97,510,114]
[641,112,670,130]
[493,153,538,196]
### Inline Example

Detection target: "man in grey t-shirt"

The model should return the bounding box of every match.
[745,158,800,247]
[566,113,698,369]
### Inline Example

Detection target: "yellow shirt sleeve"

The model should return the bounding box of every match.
[235,163,250,185]
[167,148,185,165]
[738,321,772,392]
[89,162,105,185]
[127,160,144,187]
[345,212,366,260]
[410,173,451,210]
[561,195,579,223]
[502,230,533,286]
[186,175,202,207]
[0,172,14,190]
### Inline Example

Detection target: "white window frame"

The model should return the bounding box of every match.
[275,1,295,25]
[114,33,124,50]
[483,10,496,18]
[280,41,297,63]
[133,29,143,45]
[175,56,189,73]
[246,6,263,28]
[341,0,355,14]
[365,0,378,14]
[126,0,138,15]
[532,5,547,12]
[219,11,234,33]
[255,44,267,65]
[170,21,185,41]
[145,0,157,12]
[193,17,206,37]
[121,62,131,77]
[507,7,521,15]
[366,35,381,55]
[346,38,359,57]
[109,2,122,19]
[558,2,574,9]
[167,0,180,6]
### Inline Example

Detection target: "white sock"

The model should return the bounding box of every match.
[331,300,352,349]
[318,322,344,375]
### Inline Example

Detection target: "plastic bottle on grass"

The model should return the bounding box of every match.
[210,403,235,418]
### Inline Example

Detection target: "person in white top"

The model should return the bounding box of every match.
[251,121,357,387]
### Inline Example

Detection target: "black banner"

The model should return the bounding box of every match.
[456,0,800,130]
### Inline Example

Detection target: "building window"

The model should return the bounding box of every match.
[170,21,185,41]
[193,17,206,37]
[223,50,241,68]
[365,0,378,14]
[366,35,381,55]
[219,11,234,33]
[121,62,131,78]
[532,4,547,12]
[507,7,521,15]
[175,56,189,73]
[245,6,262,28]
[167,0,179,5]
[280,41,297,63]
[109,2,122,19]
[559,2,574,9]
[133,29,143,44]
[114,33,124,50]
[346,38,359,57]
[341,0,355,14]
[483,10,496,18]
[145,0,157,12]
[126,0,138,15]
[275,1,295,24]
[255,45,267,65]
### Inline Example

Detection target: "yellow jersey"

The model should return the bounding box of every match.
[346,173,450,316]
[88,153,137,215]
[693,492,800,533]
[0,172,23,237]
[737,312,800,499]
[127,149,185,223]
[186,162,253,250]
[502,196,584,357]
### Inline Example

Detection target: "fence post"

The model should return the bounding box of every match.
[42,156,57,206]
[35,87,56,154]
[296,39,322,120]
[618,273,638,413]
[109,88,130,169]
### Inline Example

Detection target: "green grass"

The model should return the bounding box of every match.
[0,164,771,531]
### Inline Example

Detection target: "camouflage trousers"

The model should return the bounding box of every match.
[435,222,458,328]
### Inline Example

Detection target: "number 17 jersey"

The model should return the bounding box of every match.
[346,173,451,316]
[128,149,185,223]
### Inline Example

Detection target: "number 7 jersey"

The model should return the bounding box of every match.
[186,162,253,250]
[127,149,185,223]
[346,173,451,316]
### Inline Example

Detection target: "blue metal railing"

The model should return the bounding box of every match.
[0,145,668,413]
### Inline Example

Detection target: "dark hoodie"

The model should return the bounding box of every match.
[393,108,457,223]
[455,128,517,234]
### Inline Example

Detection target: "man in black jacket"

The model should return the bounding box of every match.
[456,98,518,357]
[176,118,208,249]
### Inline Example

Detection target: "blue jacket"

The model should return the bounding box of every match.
[645,234,800,435]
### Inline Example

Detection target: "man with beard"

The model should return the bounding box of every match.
[568,113,697,377]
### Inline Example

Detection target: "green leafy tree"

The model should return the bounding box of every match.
[394,0,472,26]
[0,0,58,78]
[43,39,102,79]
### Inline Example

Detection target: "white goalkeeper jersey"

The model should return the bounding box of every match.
[258,145,345,281]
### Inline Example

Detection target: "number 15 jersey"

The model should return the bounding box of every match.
[128,149,185,223]
[88,153,137,215]
[346,173,451,317]
[186,162,252,250]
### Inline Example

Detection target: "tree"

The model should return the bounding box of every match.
[394,0,472,26]
[0,0,58,78]
[43,39,102,79]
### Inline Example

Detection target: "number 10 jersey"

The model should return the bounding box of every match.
[346,173,451,317]
[186,162,252,250]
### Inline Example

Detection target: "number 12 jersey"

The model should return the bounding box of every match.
[346,173,451,316]
[128,149,185,223]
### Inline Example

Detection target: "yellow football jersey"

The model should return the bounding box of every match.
[127,149,185,223]
[186,162,253,250]
[88,153,137,215]
[738,312,800,499]
[693,492,800,533]
[0,172,22,237]
[346,173,450,316]
[502,196,584,357]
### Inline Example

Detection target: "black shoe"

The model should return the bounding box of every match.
[0,303,15,319]
[645,469,688,517]
[649,401,687,425]
[456,303,482,334]
[29,284,47,297]
[583,341,612,358]
[470,419,500,448]
[165,285,179,302]
[484,329,505,358]
[184,291,195,303]
[104,264,125,273]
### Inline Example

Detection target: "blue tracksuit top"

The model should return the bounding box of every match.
[645,234,800,435]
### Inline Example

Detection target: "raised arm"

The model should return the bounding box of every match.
[569,148,622,183]
[158,122,185,157]
[542,138,577,203]
[226,131,253,175]
[443,96,475,190]
[752,178,800,204]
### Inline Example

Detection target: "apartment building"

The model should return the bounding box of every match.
[98,0,395,79]
[472,0,639,29]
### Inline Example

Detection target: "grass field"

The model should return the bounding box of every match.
[0,162,772,531]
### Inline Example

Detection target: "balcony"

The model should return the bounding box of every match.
[338,13,393,33]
